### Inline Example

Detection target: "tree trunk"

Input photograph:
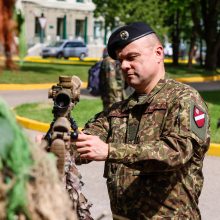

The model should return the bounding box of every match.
[172,10,180,65]
[201,0,220,71]
[217,48,220,68]
[205,41,220,71]
[0,0,17,70]
[188,30,197,68]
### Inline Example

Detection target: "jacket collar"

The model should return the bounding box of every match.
[122,79,167,112]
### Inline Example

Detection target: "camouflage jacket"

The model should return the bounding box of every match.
[83,79,210,220]
[99,56,127,110]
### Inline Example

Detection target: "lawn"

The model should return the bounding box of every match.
[200,91,220,143]
[0,61,219,84]
[14,98,103,128]
[0,62,91,83]
[165,63,219,78]
[14,90,220,143]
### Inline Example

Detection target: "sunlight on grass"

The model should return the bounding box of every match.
[0,62,219,84]
[0,62,90,83]
[200,91,220,143]
[14,98,103,128]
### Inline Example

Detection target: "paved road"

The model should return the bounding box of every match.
[187,81,220,91]
[0,81,220,220]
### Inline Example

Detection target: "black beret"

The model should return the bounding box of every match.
[107,22,155,60]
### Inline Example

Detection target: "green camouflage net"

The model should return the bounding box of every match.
[0,98,77,220]
[0,98,32,219]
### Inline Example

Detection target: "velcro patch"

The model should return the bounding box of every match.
[193,106,205,128]
[190,102,208,141]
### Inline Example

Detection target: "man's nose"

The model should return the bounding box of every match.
[120,60,130,71]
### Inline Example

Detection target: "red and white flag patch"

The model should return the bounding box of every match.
[193,106,205,128]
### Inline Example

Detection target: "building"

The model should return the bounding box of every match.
[16,0,106,57]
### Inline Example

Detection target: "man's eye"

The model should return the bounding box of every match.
[127,56,137,61]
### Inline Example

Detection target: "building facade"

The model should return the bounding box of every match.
[17,0,106,57]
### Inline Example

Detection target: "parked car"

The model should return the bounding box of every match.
[41,40,88,60]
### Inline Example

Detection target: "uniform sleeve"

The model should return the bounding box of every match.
[107,91,210,172]
[82,111,110,142]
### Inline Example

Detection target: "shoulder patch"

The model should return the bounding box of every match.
[190,101,208,141]
[193,106,205,128]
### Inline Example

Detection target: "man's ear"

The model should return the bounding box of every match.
[155,45,164,62]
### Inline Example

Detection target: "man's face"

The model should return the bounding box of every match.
[117,36,162,93]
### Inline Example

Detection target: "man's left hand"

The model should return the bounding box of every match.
[75,132,108,161]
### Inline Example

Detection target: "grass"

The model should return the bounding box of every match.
[14,98,103,128]
[0,62,91,83]
[0,61,219,84]
[200,91,220,143]
[14,91,220,143]
[165,63,219,78]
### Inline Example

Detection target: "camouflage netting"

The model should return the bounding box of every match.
[0,97,77,220]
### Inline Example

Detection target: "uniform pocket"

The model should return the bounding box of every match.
[139,102,167,141]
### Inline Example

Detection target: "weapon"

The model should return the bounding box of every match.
[41,75,93,220]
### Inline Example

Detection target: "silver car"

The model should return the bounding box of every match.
[41,40,88,60]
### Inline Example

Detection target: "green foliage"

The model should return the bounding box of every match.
[0,98,33,219]
[93,0,220,70]
[93,0,168,37]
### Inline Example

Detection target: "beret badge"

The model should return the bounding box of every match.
[120,30,129,40]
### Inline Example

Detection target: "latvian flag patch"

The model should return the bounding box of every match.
[193,106,205,128]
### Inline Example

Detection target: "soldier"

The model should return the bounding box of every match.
[99,49,128,110]
[75,22,210,219]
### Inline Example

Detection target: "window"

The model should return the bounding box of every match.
[64,42,77,48]
[34,17,41,35]
[77,42,85,47]
[64,41,86,48]
[76,0,84,2]
[94,21,102,39]
[75,20,85,39]
[57,17,64,37]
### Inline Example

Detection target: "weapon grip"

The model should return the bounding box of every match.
[50,139,65,175]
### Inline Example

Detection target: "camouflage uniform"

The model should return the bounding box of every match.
[99,56,127,110]
[83,79,210,220]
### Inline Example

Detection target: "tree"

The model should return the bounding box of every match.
[162,0,197,66]
[93,0,220,71]
[0,0,17,70]
[190,0,220,71]
[93,0,168,41]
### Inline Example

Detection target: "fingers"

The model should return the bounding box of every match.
[77,132,92,141]
[80,152,93,160]
[75,135,92,148]
[74,133,108,161]
[76,142,95,160]
[77,146,91,154]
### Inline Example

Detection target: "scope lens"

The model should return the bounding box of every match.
[55,93,70,108]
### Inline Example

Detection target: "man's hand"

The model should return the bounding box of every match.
[75,132,108,161]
